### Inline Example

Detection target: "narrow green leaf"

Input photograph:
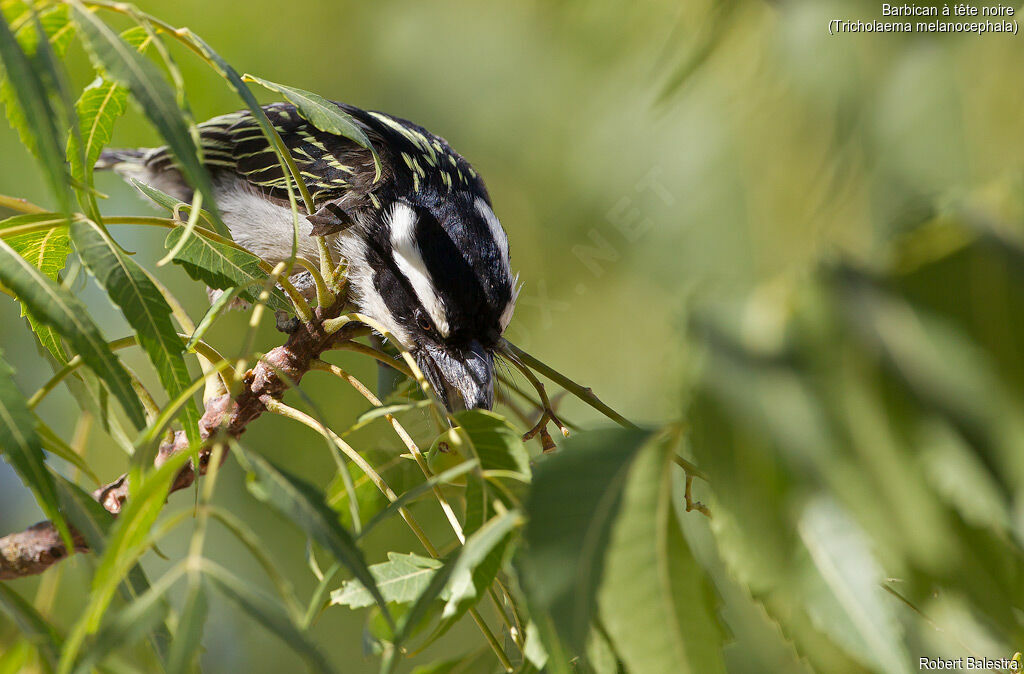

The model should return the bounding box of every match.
[798,497,911,674]
[68,26,149,186]
[598,438,726,674]
[359,459,478,539]
[0,350,73,551]
[0,583,61,665]
[53,472,172,662]
[345,399,431,436]
[243,75,381,179]
[164,227,290,311]
[2,213,72,362]
[71,565,181,674]
[206,506,302,622]
[70,218,200,445]
[517,427,650,655]
[203,560,334,674]
[396,511,521,650]
[237,445,393,626]
[53,473,111,549]
[60,451,191,674]
[36,419,100,483]
[185,278,263,351]
[438,508,519,623]
[409,649,494,674]
[448,409,531,477]
[166,575,207,674]
[0,237,146,428]
[0,9,72,211]
[70,4,222,228]
[1,213,70,272]
[332,553,446,609]
[0,639,33,674]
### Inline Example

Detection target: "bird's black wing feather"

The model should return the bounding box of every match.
[143,103,378,209]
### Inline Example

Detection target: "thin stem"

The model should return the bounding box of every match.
[500,349,568,439]
[314,236,338,293]
[262,397,513,667]
[267,261,313,323]
[310,360,465,543]
[501,339,636,429]
[470,610,513,673]
[143,269,224,398]
[0,193,46,213]
[333,342,412,377]
[27,336,138,409]
[311,359,525,663]
[294,256,335,309]
[260,397,437,556]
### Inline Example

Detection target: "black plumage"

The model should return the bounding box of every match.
[99,100,518,411]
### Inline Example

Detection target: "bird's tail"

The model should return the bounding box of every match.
[95,148,148,172]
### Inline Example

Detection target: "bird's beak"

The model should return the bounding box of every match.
[416,340,494,412]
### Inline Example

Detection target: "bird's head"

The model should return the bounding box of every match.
[340,191,518,412]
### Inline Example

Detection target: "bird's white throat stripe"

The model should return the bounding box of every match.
[388,202,451,337]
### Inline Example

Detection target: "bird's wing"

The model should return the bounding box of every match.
[143,103,378,209]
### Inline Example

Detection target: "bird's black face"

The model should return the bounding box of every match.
[347,191,517,412]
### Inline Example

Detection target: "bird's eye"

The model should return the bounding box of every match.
[418,317,433,333]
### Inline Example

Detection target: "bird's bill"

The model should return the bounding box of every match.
[416,340,495,412]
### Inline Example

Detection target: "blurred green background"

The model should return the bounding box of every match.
[3,0,1024,671]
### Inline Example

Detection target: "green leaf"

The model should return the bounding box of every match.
[0,9,73,211]
[0,350,73,551]
[53,473,110,548]
[396,511,521,649]
[2,213,70,275]
[70,218,200,445]
[2,213,72,362]
[166,576,207,674]
[798,497,910,674]
[332,552,445,609]
[237,445,393,627]
[71,565,180,674]
[598,438,726,674]
[54,472,171,662]
[0,4,76,153]
[203,560,334,674]
[345,399,431,436]
[438,508,519,624]
[70,4,222,228]
[516,427,650,655]
[359,459,478,539]
[463,472,489,537]
[449,409,531,477]
[36,419,100,483]
[59,451,192,673]
[185,278,263,351]
[206,506,302,622]
[164,227,290,311]
[68,26,150,186]
[0,583,61,666]
[172,28,320,228]
[409,650,494,674]
[0,237,146,428]
[243,75,381,178]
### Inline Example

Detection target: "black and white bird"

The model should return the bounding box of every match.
[97,101,519,412]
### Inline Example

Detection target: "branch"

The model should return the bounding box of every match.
[0,301,361,581]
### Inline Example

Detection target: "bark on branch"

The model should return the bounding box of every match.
[0,302,359,581]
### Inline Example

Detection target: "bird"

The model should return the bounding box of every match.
[96,100,519,412]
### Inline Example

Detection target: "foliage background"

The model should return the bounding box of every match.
[3,0,1024,672]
